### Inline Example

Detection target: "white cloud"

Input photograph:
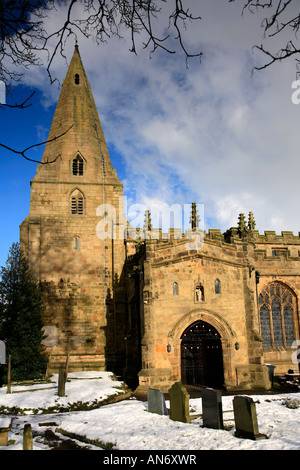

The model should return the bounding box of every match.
[15,0,300,235]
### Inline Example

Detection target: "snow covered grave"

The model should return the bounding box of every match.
[0,372,299,450]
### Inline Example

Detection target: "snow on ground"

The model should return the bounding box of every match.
[0,371,299,451]
[0,371,125,412]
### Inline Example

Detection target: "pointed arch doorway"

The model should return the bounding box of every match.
[181,320,224,389]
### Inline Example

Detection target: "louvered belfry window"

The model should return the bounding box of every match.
[71,190,84,215]
[72,155,84,176]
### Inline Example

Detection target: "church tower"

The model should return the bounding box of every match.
[20,45,127,373]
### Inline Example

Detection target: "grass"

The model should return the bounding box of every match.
[0,389,131,415]
[56,428,116,450]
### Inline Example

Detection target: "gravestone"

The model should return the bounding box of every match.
[147,388,168,415]
[202,388,224,429]
[0,418,12,446]
[23,424,33,450]
[169,381,190,423]
[233,396,267,440]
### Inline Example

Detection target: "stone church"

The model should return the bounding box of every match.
[20,45,300,394]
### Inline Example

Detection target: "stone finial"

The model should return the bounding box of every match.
[248,211,256,231]
[237,213,246,231]
[190,202,200,230]
[143,210,152,232]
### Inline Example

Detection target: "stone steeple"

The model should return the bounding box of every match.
[33,44,119,186]
[20,45,127,374]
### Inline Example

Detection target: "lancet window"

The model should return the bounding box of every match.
[71,189,84,215]
[72,155,84,176]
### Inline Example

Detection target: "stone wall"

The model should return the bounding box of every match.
[133,232,270,393]
[130,225,300,393]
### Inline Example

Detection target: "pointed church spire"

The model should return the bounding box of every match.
[34,44,119,185]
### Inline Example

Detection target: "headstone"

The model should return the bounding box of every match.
[202,388,224,429]
[147,388,168,415]
[169,381,190,423]
[265,364,276,387]
[0,418,12,446]
[23,424,33,450]
[233,396,267,440]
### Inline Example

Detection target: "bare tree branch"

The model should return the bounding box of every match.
[0,0,204,86]
[0,125,73,164]
[43,0,83,84]
[0,0,203,161]
[0,0,55,84]
[232,0,300,72]
[0,91,35,108]
[252,39,299,71]
[170,0,203,64]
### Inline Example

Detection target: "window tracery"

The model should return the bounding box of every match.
[259,282,297,348]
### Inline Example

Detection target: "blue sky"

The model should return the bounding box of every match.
[1,0,300,268]
[0,85,52,268]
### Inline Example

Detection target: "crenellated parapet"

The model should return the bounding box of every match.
[126,207,300,268]
[252,230,300,243]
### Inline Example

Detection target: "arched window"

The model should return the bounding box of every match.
[173,282,178,295]
[75,73,80,85]
[215,279,221,294]
[72,155,84,176]
[71,189,84,215]
[259,282,298,348]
